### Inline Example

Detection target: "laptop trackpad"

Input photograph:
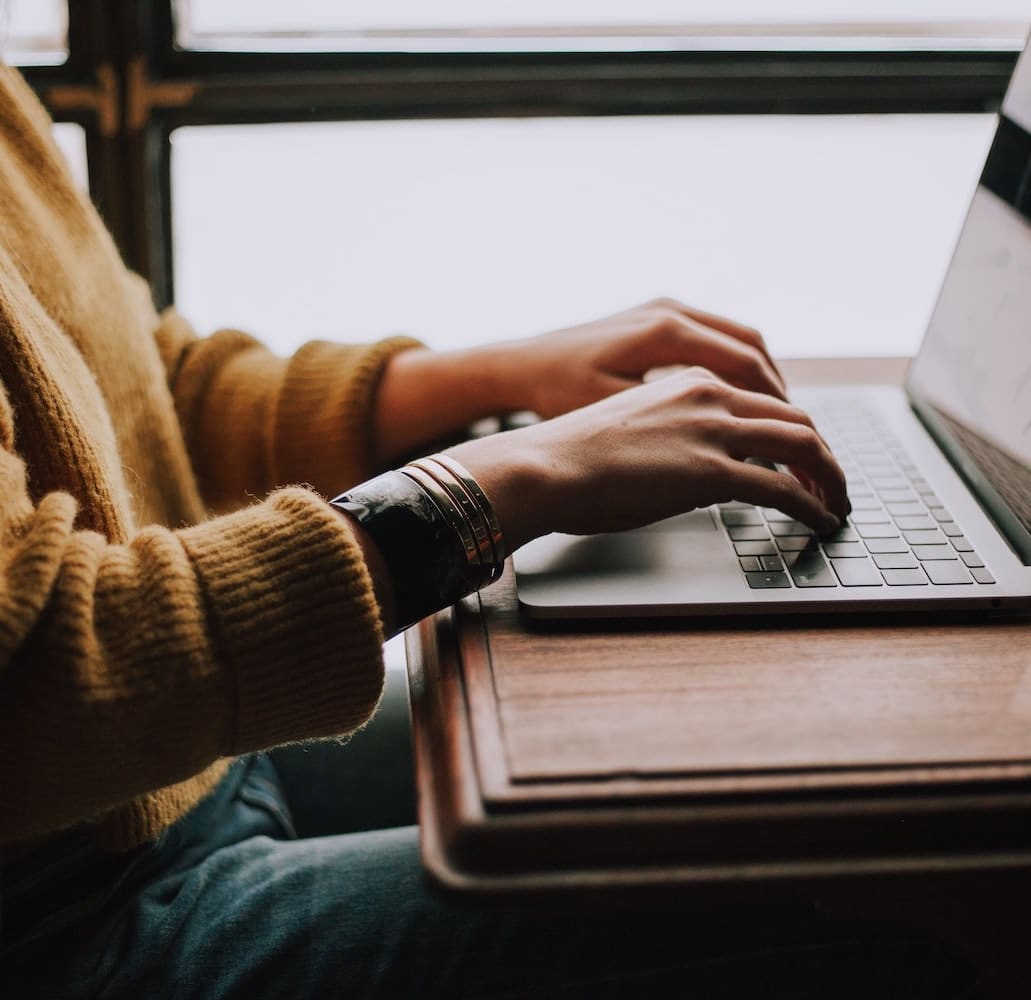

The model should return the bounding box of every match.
[515,508,719,577]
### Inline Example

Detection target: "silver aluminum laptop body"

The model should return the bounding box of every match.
[515,39,1031,620]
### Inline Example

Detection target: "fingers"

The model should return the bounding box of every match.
[717,388,848,520]
[725,418,849,521]
[722,384,838,460]
[719,460,842,536]
[656,311,787,401]
[650,297,787,394]
[670,376,847,523]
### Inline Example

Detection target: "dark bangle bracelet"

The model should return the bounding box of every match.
[329,470,482,630]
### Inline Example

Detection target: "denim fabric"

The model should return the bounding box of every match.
[1,755,976,999]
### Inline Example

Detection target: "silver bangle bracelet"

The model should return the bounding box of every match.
[427,453,506,566]
[403,454,506,587]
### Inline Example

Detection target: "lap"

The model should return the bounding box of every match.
[5,757,976,1000]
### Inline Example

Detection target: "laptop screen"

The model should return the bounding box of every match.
[907,37,1031,565]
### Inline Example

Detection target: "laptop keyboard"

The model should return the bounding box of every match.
[720,398,995,590]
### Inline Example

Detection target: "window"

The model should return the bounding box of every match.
[17,3,1026,352]
[177,1,1029,52]
[51,122,88,190]
[172,114,994,358]
[0,0,66,66]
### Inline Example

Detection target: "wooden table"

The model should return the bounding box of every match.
[406,358,1031,993]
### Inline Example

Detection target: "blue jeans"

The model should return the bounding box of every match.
[1,754,975,999]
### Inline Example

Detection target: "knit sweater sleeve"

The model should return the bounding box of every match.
[151,306,423,509]
[0,381,388,844]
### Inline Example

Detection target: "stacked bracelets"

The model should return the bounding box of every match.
[328,454,506,630]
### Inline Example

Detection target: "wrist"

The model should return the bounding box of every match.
[329,460,507,634]
[444,431,557,553]
[373,344,528,466]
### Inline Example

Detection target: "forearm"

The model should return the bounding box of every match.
[371,342,529,466]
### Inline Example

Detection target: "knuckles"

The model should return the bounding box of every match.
[735,351,766,382]
[647,296,686,315]
[789,424,821,450]
[677,375,728,407]
[648,308,690,346]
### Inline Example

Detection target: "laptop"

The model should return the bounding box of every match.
[515,38,1031,621]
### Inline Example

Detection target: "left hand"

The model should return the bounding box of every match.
[499,298,787,418]
[372,298,786,466]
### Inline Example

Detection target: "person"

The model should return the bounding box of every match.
[0,61,973,998]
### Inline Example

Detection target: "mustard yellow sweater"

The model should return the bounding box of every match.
[0,66,421,850]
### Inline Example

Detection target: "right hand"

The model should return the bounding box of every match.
[445,367,848,553]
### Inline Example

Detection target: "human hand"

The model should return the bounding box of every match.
[495,298,787,419]
[445,367,847,553]
[371,299,784,467]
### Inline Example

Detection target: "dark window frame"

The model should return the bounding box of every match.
[18,1,1022,309]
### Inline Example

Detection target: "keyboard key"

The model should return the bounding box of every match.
[923,561,972,585]
[972,568,996,584]
[873,552,918,570]
[885,502,926,517]
[878,489,918,503]
[870,476,908,491]
[735,541,778,557]
[728,525,771,541]
[939,522,964,537]
[856,523,901,539]
[860,466,897,480]
[850,509,890,524]
[776,536,812,552]
[894,516,936,532]
[824,526,859,543]
[761,508,795,522]
[849,495,883,510]
[721,509,764,526]
[920,492,943,506]
[761,554,785,571]
[903,529,944,545]
[912,545,957,561]
[951,536,975,553]
[929,508,954,523]
[831,558,883,587]
[738,556,762,572]
[823,541,866,558]
[882,568,929,586]
[745,571,791,589]
[910,478,932,493]
[959,551,984,568]
[719,501,752,510]
[785,550,838,587]
[864,537,910,554]
[770,521,812,537]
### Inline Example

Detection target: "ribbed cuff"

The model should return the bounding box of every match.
[274,335,424,491]
[177,487,385,753]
